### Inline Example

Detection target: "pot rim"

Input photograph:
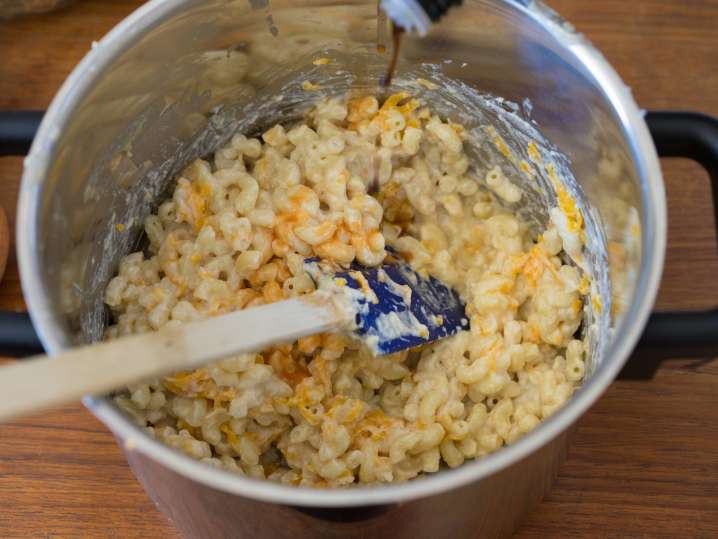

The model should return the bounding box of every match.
[16,0,666,507]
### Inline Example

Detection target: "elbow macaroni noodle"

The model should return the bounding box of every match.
[107,93,588,487]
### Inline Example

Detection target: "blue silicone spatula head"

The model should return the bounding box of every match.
[306,250,469,355]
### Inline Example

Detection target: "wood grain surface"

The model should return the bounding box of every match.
[1,1,717,537]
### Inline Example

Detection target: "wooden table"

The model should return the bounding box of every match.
[1,1,717,537]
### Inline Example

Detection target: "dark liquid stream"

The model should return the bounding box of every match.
[381,24,404,87]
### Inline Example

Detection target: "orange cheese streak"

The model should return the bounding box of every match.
[280,364,311,388]
[514,245,562,286]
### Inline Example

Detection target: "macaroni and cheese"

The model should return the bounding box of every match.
[106,94,588,487]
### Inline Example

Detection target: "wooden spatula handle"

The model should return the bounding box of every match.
[0,294,343,422]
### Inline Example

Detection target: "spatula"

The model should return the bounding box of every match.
[0,254,468,422]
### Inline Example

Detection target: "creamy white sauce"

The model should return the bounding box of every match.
[372,310,428,343]
[307,260,430,354]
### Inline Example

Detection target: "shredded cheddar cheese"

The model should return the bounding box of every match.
[527,141,541,163]
[592,295,603,313]
[302,80,321,91]
[487,125,515,162]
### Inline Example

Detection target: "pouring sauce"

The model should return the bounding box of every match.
[380,23,403,87]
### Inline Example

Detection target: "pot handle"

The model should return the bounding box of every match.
[0,311,43,356]
[0,110,44,157]
[0,111,45,356]
[620,111,718,379]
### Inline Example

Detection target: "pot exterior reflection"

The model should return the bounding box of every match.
[123,429,571,539]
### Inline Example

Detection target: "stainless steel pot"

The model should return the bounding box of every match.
[1,1,717,537]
